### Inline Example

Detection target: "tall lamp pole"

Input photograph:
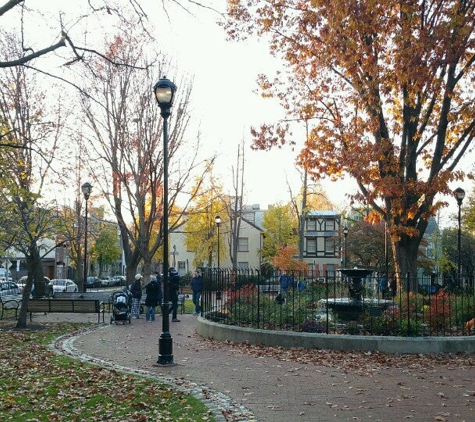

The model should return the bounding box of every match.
[154,76,177,366]
[215,215,221,267]
[454,187,465,287]
[215,215,222,300]
[343,226,349,268]
[81,182,92,293]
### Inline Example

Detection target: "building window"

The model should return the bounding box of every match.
[307,219,316,231]
[325,219,336,231]
[306,238,317,255]
[325,238,337,256]
[238,237,249,252]
[177,261,186,272]
[326,264,335,277]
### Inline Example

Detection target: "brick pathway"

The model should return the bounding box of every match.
[37,312,475,422]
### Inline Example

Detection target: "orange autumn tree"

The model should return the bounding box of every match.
[271,245,308,272]
[226,1,475,289]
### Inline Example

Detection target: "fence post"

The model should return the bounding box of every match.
[256,268,261,328]
[406,272,411,334]
[325,271,330,334]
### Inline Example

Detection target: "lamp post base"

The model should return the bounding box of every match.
[157,302,174,365]
[157,333,174,365]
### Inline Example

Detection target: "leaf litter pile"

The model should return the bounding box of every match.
[201,337,475,376]
[0,323,213,421]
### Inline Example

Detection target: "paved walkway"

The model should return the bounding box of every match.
[34,312,475,422]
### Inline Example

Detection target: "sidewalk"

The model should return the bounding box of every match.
[38,312,475,422]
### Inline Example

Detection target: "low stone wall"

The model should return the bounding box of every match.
[196,317,475,354]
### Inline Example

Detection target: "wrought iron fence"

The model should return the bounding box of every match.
[200,267,475,337]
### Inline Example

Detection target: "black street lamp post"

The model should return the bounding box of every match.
[215,215,222,300]
[154,76,177,366]
[81,182,92,293]
[215,215,221,267]
[454,187,465,286]
[343,226,349,268]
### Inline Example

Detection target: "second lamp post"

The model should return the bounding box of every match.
[343,225,349,268]
[454,187,465,286]
[215,215,221,267]
[81,182,92,293]
[215,215,222,301]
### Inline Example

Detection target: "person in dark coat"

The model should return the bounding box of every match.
[145,275,162,322]
[169,267,181,322]
[190,270,202,316]
[129,274,143,318]
[389,275,397,298]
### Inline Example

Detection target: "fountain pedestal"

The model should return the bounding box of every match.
[340,268,374,302]
[318,268,379,321]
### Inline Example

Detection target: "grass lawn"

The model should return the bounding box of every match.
[0,322,215,421]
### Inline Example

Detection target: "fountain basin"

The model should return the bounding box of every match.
[318,297,397,321]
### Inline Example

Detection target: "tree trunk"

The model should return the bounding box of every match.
[16,246,44,328]
[142,259,152,283]
[392,234,420,291]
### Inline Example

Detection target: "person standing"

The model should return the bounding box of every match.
[379,275,388,299]
[169,267,181,322]
[130,274,143,319]
[145,274,162,322]
[389,275,397,298]
[190,270,202,316]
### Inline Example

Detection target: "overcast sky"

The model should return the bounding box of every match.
[151,1,358,211]
[31,1,470,226]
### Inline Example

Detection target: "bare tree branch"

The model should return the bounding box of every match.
[0,37,66,68]
[0,0,23,17]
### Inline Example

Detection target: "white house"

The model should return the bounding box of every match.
[169,213,264,276]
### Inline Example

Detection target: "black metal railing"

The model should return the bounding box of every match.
[200,268,475,337]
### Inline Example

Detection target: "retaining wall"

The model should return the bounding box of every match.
[196,317,475,354]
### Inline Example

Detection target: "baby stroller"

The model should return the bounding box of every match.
[110,290,132,325]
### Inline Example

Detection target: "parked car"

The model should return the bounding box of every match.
[17,276,51,291]
[86,276,101,288]
[50,279,78,293]
[111,275,126,286]
[100,277,113,287]
[0,281,22,297]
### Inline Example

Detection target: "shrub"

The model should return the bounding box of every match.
[300,319,325,333]
[343,321,360,335]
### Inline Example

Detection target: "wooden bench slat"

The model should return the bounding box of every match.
[27,299,103,323]
[54,292,114,302]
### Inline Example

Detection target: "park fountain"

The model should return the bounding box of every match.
[318,268,395,321]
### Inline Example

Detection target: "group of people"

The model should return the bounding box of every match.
[379,275,397,298]
[128,268,203,322]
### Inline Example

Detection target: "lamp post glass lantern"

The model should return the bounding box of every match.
[154,77,177,366]
[454,187,465,286]
[81,182,92,293]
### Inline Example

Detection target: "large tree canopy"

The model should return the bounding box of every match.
[226,0,475,285]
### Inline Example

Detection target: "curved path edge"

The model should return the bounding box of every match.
[197,317,475,354]
[50,324,256,422]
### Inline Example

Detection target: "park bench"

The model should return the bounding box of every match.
[0,295,22,320]
[140,293,186,314]
[257,284,280,294]
[27,298,103,323]
[54,291,116,312]
[177,294,186,314]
